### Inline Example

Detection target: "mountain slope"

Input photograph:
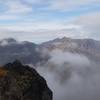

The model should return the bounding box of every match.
[0,60,52,100]
[0,38,42,65]
[40,37,100,62]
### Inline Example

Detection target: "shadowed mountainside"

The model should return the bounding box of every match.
[0,38,43,65]
[0,60,52,100]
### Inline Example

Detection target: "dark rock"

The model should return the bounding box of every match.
[0,60,53,100]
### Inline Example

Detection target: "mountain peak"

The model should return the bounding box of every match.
[12,59,22,66]
[0,38,17,46]
[3,38,17,43]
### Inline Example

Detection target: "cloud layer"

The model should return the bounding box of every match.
[37,49,100,100]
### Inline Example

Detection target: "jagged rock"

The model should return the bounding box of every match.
[0,60,53,100]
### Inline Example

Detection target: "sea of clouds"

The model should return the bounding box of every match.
[37,49,100,100]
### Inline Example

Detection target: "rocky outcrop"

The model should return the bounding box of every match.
[0,60,52,100]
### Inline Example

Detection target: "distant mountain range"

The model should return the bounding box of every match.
[0,37,100,65]
[40,37,100,62]
[0,38,42,65]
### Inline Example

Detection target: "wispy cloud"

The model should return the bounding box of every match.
[47,0,100,11]
[0,15,18,20]
[2,0,32,14]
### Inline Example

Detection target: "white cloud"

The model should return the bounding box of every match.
[0,15,18,20]
[5,0,32,14]
[23,0,45,5]
[0,0,99,42]
[0,22,79,31]
[21,0,100,12]
[73,12,100,39]
[0,22,82,43]
[47,0,100,11]
[56,11,100,40]
[0,0,32,14]
[37,48,100,100]
[0,0,99,14]
[0,40,9,46]
[49,49,90,66]
[0,10,100,43]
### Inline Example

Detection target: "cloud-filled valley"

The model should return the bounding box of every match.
[37,49,100,100]
[34,37,100,100]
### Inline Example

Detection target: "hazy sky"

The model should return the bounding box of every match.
[0,0,100,43]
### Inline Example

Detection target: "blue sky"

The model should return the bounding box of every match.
[0,0,100,43]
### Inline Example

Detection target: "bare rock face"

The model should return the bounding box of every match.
[0,60,53,100]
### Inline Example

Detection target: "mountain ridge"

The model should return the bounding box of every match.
[0,37,100,65]
[39,37,100,62]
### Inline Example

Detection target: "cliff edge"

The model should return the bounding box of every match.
[0,60,52,100]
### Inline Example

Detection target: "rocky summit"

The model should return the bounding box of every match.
[0,60,52,100]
